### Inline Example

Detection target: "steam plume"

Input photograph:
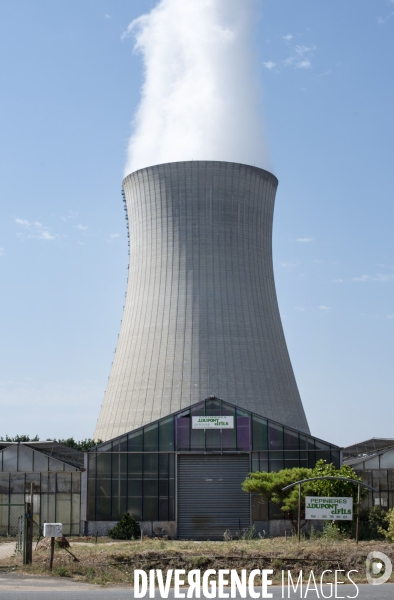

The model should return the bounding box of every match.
[123,0,271,176]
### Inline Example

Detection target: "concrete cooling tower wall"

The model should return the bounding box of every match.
[94,161,310,440]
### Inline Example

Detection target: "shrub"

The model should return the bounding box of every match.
[108,513,141,540]
[53,566,70,577]
[363,506,387,540]
[236,525,257,540]
[321,521,345,541]
[379,507,394,542]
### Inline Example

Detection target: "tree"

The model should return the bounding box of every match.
[0,435,100,450]
[306,460,367,506]
[0,434,40,442]
[242,460,367,531]
[54,438,99,451]
[108,513,141,540]
[242,467,312,529]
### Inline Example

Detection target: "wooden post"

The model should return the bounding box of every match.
[49,537,55,570]
[356,483,361,545]
[298,483,301,543]
[25,502,33,565]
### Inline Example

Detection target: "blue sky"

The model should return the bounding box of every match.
[0,0,393,446]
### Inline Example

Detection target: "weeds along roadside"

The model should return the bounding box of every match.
[1,536,394,586]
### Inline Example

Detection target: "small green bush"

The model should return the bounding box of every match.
[321,521,345,541]
[108,513,141,540]
[53,566,70,577]
[379,507,394,542]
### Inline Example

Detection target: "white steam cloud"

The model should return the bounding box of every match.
[124,0,271,176]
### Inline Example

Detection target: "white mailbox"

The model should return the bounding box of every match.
[43,523,62,538]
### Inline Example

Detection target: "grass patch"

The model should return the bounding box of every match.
[1,537,393,586]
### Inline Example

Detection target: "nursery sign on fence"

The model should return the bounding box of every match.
[305,496,353,520]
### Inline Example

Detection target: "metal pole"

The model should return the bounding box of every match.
[356,483,361,545]
[49,537,55,570]
[298,483,301,543]
[25,502,33,565]
[30,482,33,538]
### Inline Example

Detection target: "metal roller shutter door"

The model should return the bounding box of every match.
[177,454,250,540]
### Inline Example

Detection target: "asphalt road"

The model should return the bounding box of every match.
[0,574,393,599]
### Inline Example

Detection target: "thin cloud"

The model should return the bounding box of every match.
[295,44,314,55]
[294,306,306,311]
[284,43,316,70]
[352,275,369,282]
[0,247,4,257]
[109,233,120,238]
[104,14,112,19]
[281,261,300,268]
[37,231,55,241]
[284,57,294,67]
[332,279,344,283]
[373,273,394,282]
[296,60,311,69]
[62,211,78,221]
[386,314,394,320]
[15,218,43,228]
[263,61,276,70]
[297,237,313,243]
[353,273,394,282]
[283,34,293,41]
[16,218,54,240]
[316,69,332,79]
[319,305,330,311]
[76,224,88,231]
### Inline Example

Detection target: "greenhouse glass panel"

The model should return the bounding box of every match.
[144,454,158,477]
[159,418,174,451]
[252,415,268,451]
[128,497,142,520]
[268,423,283,450]
[159,498,169,521]
[128,453,143,478]
[56,494,71,529]
[10,473,24,494]
[259,452,269,473]
[33,451,49,472]
[72,472,81,493]
[96,497,111,521]
[175,417,190,451]
[190,404,205,450]
[128,430,143,452]
[97,479,111,498]
[144,424,158,452]
[128,479,142,497]
[2,447,18,472]
[269,451,284,472]
[143,497,158,521]
[221,403,236,450]
[284,428,299,450]
[236,416,252,451]
[96,454,111,478]
[57,473,72,493]
[18,446,33,471]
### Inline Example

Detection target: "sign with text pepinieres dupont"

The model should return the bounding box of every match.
[192,416,234,429]
[305,496,353,520]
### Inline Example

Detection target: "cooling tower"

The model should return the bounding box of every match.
[95,161,310,440]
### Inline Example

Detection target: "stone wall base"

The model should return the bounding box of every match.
[83,520,176,539]
[253,520,324,538]
[83,519,321,539]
